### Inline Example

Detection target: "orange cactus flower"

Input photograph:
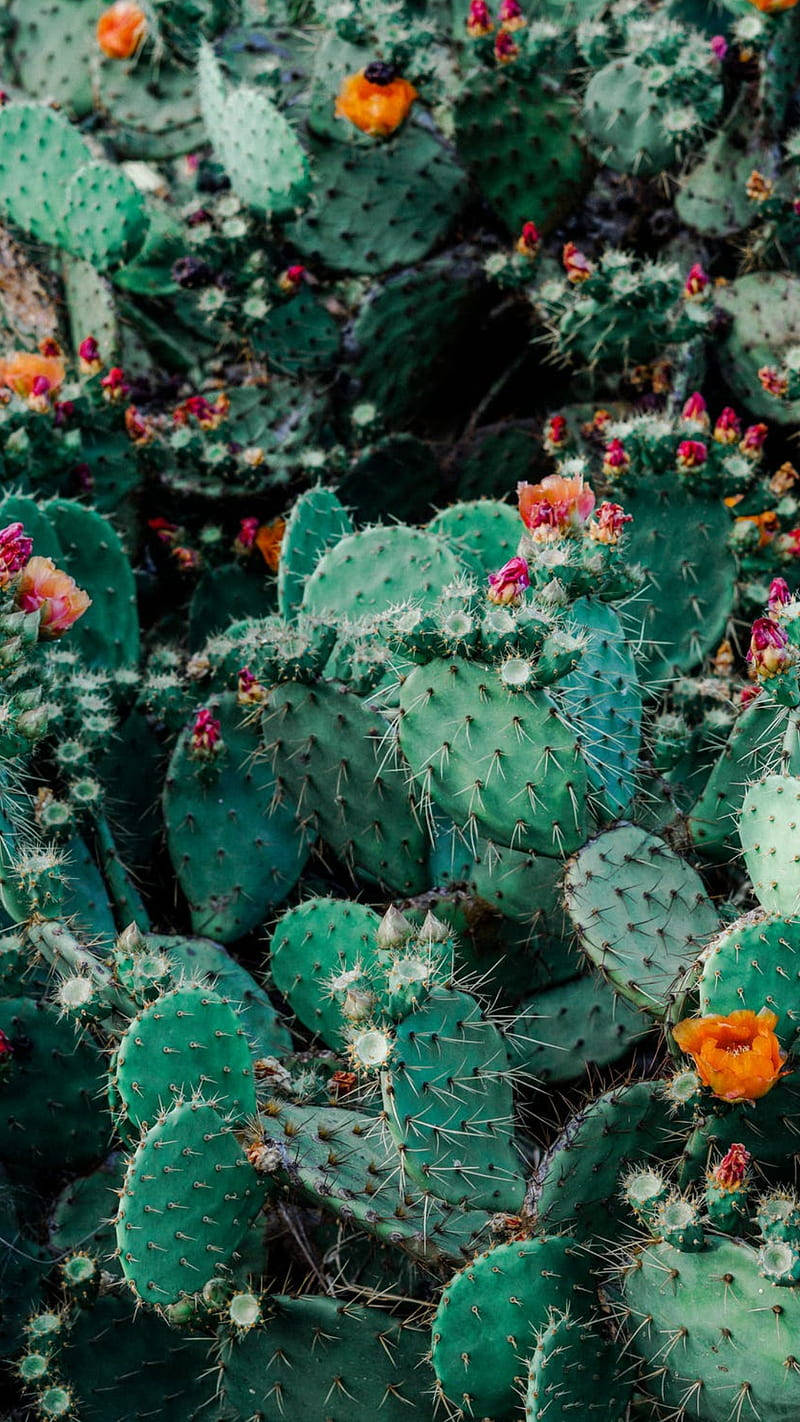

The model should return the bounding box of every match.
[518,473,595,540]
[16,557,91,638]
[97,2,147,59]
[255,518,286,572]
[746,0,798,11]
[0,352,65,400]
[335,64,418,137]
[673,1009,787,1102]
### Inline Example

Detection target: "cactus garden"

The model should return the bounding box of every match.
[9,0,800,1419]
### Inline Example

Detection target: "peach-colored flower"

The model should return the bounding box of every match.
[97,2,147,59]
[255,519,286,571]
[518,473,595,540]
[673,1009,787,1102]
[0,352,65,400]
[16,557,91,638]
[335,67,417,137]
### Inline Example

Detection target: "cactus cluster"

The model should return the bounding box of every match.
[6,0,800,1419]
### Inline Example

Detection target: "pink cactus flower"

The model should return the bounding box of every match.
[518,473,595,539]
[588,501,633,546]
[487,555,530,605]
[710,35,728,61]
[740,683,762,707]
[237,666,267,705]
[235,516,260,554]
[124,405,153,445]
[277,264,307,294]
[0,524,32,588]
[16,557,91,637]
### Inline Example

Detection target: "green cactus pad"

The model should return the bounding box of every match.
[506,971,650,1083]
[153,934,292,1058]
[740,774,800,916]
[198,43,311,218]
[277,485,353,621]
[697,911,800,1050]
[428,499,521,580]
[0,997,110,1185]
[559,596,641,817]
[61,161,148,271]
[689,698,784,861]
[0,102,89,247]
[302,524,463,620]
[622,474,736,677]
[265,679,429,894]
[165,692,308,942]
[59,1291,212,1422]
[5,0,96,115]
[94,55,205,159]
[382,986,524,1210]
[116,1099,264,1306]
[287,129,467,276]
[565,824,718,1014]
[718,272,800,424]
[349,255,483,425]
[525,1310,632,1421]
[45,499,140,669]
[676,116,769,237]
[431,1237,592,1418]
[114,981,256,1132]
[621,1235,800,1421]
[269,897,381,1049]
[257,1097,489,1265]
[453,64,587,234]
[50,1154,125,1270]
[219,1294,432,1420]
[530,1080,679,1240]
[583,54,719,176]
[399,655,589,856]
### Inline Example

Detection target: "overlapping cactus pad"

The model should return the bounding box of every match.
[7,1,800,1419]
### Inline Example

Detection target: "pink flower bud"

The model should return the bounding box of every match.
[713,406,741,445]
[190,707,222,759]
[601,438,630,479]
[101,366,130,402]
[235,516,260,553]
[466,0,494,35]
[747,616,793,678]
[740,422,768,456]
[684,263,710,299]
[710,34,728,61]
[487,555,530,605]
[277,264,307,294]
[758,365,789,398]
[543,413,568,451]
[0,522,33,588]
[494,26,519,61]
[124,405,152,445]
[588,501,633,546]
[499,0,525,28]
[78,336,102,375]
[768,576,791,610]
[516,220,540,257]
[237,666,267,705]
[562,241,593,283]
[740,683,762,707]
[16,556,91,637]
[681,391,709,427]
[712,1143,750,1189]
[0,1028,12,1060]
[676,439,708,470]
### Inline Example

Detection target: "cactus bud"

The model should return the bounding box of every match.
[376,905,415,948]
